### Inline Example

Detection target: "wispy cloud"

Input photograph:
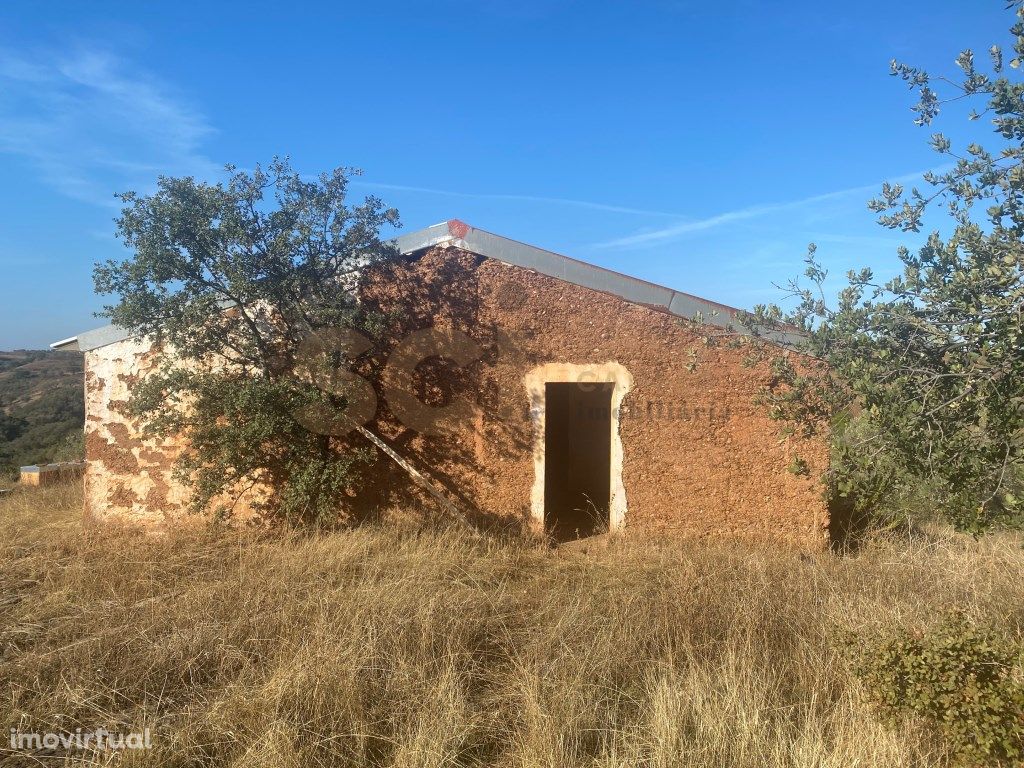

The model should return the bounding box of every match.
[0,47,216,207]
[353,180,684,218]
[593,168,941,249]
[0,251,55,268]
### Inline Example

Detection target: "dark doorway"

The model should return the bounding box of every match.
[544,382,613,540]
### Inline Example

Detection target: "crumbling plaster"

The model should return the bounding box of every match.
[83,337,187,524]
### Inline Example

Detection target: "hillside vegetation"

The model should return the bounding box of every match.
[0,350,84,483]
[1,484,1022,767]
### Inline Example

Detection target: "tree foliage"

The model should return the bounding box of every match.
[95,158,400,524]
[0,352,84,481]
[0,398,26,443]
[750,3,1024,532]
[847,613,1024,766]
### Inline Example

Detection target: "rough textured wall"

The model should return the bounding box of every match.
[83,245,829,547]
[355,247,829,549]
[83,337,187,524]
[83,339,271,525]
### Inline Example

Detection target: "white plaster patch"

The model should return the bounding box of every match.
[84,337,187,523]
[523,362,634,534]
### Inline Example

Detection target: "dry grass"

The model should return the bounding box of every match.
[1,484,1022,767]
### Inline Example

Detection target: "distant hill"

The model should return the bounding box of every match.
[0,350,84,483]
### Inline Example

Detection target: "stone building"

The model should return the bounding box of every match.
[53,220,829,548]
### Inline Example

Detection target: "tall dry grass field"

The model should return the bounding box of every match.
[1,483,1022,767]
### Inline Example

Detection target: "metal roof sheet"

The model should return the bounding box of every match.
[53,219,801,351]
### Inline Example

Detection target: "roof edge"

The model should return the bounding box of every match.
[54,219,804,352]
[50,335,81,351]
[398,220,804,346]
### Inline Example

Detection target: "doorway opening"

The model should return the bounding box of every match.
[543,382,613,540]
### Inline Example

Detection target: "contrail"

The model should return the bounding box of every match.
[593,168,943,249]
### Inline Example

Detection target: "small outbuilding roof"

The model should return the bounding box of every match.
[53,219,800,352]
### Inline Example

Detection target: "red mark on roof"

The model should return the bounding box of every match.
[447,219,471,239]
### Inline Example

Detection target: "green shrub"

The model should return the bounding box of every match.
[847,613,1024,766]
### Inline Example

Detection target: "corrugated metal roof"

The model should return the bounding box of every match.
[53,219,800,351]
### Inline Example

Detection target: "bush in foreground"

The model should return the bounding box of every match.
[1,485,1023,766]
[849,613,1024,766]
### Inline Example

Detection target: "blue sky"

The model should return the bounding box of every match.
[0,1,1011,349]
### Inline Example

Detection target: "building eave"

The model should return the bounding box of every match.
[50,335,81,351]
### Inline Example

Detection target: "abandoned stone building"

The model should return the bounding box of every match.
[53,220,830,548]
